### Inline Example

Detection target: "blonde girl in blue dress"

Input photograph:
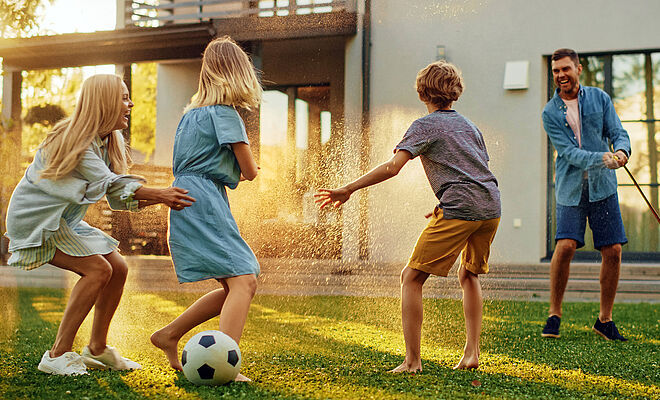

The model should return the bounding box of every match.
[150,36,260,382]
[5,74,195,376]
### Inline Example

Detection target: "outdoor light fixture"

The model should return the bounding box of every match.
[436,45,446,61]
[503,60,529,90]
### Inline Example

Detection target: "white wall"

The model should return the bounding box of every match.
[366,0,660,264]
[153,61,201,166]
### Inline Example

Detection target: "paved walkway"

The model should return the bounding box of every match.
[1,256,659,302]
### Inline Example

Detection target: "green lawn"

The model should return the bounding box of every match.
[0,287,658,399]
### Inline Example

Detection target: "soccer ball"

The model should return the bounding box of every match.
[181,330,241,385]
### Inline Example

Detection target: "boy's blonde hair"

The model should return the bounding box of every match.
[39,74,131,180]
[184,36,262,113]
[415,60,464,109]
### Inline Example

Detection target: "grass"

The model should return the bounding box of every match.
[0,287,658,399]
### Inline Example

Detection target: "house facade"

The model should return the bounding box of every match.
[1,0,659,264]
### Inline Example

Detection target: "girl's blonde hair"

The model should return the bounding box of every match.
[184,36,262,113]
[415,60,464,109]
[39,74,131,180]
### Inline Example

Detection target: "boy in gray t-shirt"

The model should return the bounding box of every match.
[316,60,500,372]
[395,109,500,221]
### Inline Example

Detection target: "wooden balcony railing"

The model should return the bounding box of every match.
[125,0,355,27]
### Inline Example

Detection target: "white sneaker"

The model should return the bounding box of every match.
[81,346,142,370]
[37,351,88,375]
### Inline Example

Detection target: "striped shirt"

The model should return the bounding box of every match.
[5,136,143,270]
[395,110,501,221]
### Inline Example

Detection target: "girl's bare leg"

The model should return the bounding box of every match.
[390,267,429,373]
[218,274,257,381]
[86,251,128,355]
[151,287,228,370]
[48,250,113,357]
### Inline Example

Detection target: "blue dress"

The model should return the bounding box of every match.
[168,105,260,283]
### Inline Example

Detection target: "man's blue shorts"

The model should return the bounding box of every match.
[555,180,628,250]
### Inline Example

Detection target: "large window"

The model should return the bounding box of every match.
[547,50,660,260]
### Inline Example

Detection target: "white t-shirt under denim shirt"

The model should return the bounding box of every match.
[394,110,501,221]
[563,98,581,147]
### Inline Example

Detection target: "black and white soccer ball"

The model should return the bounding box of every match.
[181,330,241,385]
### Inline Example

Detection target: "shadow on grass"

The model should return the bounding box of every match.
[246,296,660,398]
[478,300,659,386]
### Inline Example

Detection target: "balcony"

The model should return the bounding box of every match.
[125,0,356,26]
[124,0,358,41]
[0,0,357,70]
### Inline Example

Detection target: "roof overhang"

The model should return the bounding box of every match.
[0,12,357,71]
[0,23,216,70]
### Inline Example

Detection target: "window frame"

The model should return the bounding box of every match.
[545,48,660,262]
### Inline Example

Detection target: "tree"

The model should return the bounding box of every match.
[20,67,83,153]
[0,0,51,261]
[130,62,157,161]
[0,0,51,38]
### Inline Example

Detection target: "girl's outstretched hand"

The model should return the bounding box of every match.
[161,187,196,210]
[314,188,351,209]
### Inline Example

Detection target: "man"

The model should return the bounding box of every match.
[541,48,630,341]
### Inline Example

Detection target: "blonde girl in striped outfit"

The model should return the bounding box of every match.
[4,74,195,376]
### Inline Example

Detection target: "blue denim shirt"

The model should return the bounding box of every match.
[542,86,631,206]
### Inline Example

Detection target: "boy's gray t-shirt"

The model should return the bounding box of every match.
[395,110,501,221]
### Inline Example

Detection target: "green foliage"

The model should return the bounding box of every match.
[20,68,82,154]
[0,0,51,238]
[0,288,657,399]
[0,0,50,38]
[130,63,157,161]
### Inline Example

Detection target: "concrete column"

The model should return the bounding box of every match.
[286,87,297,184]
[115,0,129,29]
[245,41,263,163]
[341,6,365,261]
[1,69,23,259]
[2,69,22,124]
[153,61,202,166]
[308,104,322,187]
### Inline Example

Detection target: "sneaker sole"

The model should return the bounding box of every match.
[38,364,87,375]
[592,326,612,340]
[81,356,109,370]
[541,333,560,338]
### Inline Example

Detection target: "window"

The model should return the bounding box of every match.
[546,50,660,260]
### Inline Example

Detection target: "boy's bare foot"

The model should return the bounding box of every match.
[453,354,478,370]
[388,362,422,373]
[150,330,182,371]
[235,373,251,382]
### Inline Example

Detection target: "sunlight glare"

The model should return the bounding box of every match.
[41,0,116,35]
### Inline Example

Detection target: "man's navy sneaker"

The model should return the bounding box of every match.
[541,315,561,338]
[593,318,628,341]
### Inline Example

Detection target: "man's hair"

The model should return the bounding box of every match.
[552,48,579,66]
[415,60,464,109]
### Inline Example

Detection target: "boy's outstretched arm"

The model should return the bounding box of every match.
[315,150,412,209]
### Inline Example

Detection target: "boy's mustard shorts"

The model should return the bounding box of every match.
[406,207,500,277]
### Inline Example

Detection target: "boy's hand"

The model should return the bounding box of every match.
[314,188,351,209]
